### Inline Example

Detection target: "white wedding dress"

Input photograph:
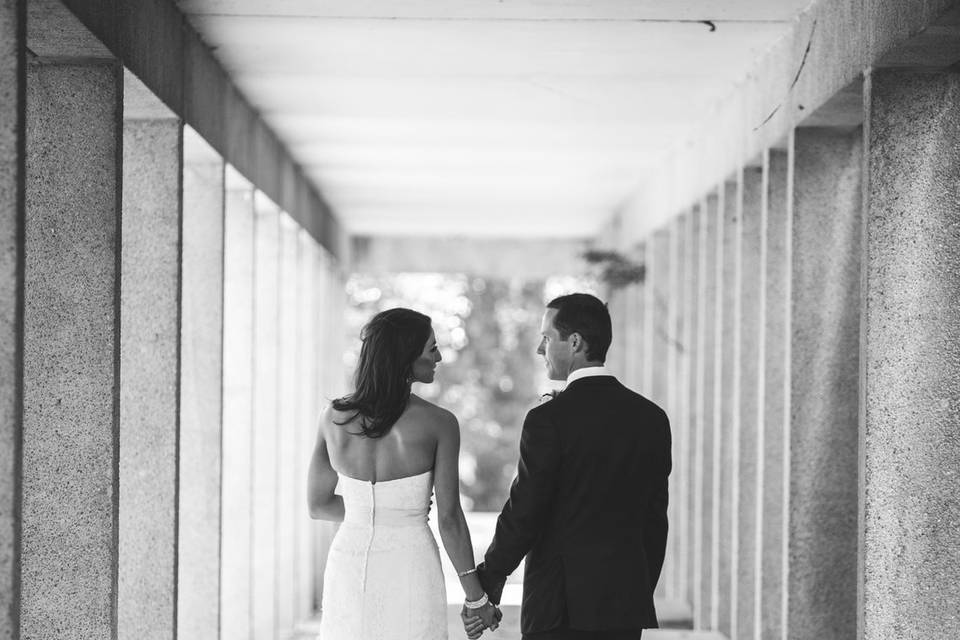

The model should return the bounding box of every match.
[319,469,448,640]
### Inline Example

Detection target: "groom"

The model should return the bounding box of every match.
[467,293,671,639]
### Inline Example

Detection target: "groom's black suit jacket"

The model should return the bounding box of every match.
[477,375,671,635]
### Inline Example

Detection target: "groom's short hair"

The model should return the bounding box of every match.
[546,293,612,362]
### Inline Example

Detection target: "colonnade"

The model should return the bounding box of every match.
[607,69,960,640]
[1,25,347,639]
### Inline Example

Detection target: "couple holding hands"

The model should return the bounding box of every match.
[308,293,671,639]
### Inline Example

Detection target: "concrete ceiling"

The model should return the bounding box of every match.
[178,0,812,238]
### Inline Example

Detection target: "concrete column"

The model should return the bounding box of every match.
[682,204,701,613]
[736,163,764,640]
[694,190,720,628]
[177,130,225,639]
[119,116,182,640]
[0,3,24,638]
[667,212,688,604]
[221,172,255,639]
[294,233,319,624]
[717,176,741,638]
[252,194,281,638]
[759,143,792,640]
[862,69,960,640]
[22,60,122,639]
[276,214,300,635]
[647,229,672,600]
[312,250,332,612]
[606,289,627,378]
[788,126,861,639]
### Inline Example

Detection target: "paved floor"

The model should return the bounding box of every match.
[296,606,722,640]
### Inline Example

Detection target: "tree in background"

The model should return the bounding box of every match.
[343,273,596,511]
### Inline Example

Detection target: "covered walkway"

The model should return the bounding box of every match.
[3,1,960,639]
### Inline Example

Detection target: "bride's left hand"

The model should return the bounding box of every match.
[460,606,487,638]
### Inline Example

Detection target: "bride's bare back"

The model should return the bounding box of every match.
[322,394,453,483]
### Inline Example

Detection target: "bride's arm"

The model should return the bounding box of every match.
[434,411,499,629]
[307,410,344,522]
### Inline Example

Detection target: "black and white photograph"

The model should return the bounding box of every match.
[2,1,959,639]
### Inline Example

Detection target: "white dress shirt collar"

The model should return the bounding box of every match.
[566,365,611,385]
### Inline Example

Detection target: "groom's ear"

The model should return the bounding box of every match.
[570,332,586,353]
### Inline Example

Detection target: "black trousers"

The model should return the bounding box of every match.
[522,629,643,640]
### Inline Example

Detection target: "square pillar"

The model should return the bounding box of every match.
[0,3,24,637]
[716,175,741,638]
[736,163,764,640]
[759,142,792,640]
[252,194,282,637]
[788,126,861,639]
[295,234,320,624]
[647,228,671,600]
[221,172,256,639]
[682,204,702,612]
[177,130,225,639]
[119,115,183,640]
[22,59,123,639]
[862,69,960,640]
[276,214,300,634]
[693,190,720,629]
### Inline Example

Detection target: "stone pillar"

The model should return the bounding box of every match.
[716,176,741,638]
[647,228,672,599]
[683,204,701,613]
[119,115,182,640]
[252,194,281,638]
[22,59,123,639]
[276,214,300,634]
[0,3,23,638]
[788,126,861,639]
[759,143,792,640]
[221,171,255,639]
[667,212,688,604]
[177,130,225,639]
[861,69,960,640]
[295,233,319,624]
[736,163,764,640]
[694,190,720,628]
[312,250,332,612]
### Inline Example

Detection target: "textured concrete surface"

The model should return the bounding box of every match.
[0,4,23,639]
[759,146,790,640]
[736,165,763,640]
[276,216,300,634]
[694,191,719,629]
[221,185,256,639]
[789,127,861,640]
[715,178,740,637]
[118,117,182,640]
[253,200,282,638]
[862,69,960,640]
[177,148,225,640]
[648,228,672,600]
[22,61,122,639]
[682,205,701,612]
[295,235,321,623]
[667,213,689,604]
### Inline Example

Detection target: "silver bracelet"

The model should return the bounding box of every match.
[464,593,489,609]
[457,567,477,577]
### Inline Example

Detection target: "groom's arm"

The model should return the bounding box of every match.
[643,412,672,591]
[480,407,561,603]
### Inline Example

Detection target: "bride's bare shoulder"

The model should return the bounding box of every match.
[408,394,458,430]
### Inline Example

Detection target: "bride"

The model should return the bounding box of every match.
[308,308,500,639]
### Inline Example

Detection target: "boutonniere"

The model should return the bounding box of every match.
[539,390,561,405]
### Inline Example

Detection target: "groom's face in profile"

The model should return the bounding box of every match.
[537,308,573,381]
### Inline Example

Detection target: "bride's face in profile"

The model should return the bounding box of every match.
[411,328,441,384]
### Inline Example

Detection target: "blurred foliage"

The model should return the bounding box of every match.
[344,272,598,511]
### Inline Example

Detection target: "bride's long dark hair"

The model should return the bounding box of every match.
[332,307,432,438]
